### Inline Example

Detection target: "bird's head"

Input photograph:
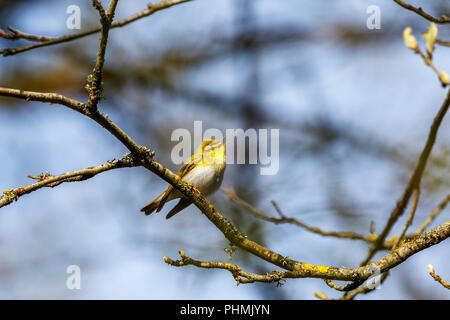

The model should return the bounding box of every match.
[199,138,228,166]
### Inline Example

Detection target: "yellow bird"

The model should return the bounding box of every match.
[141,139,228,219]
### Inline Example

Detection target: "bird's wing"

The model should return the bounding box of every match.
[178,151,203,178]
[165,198,192,219]
[158,152,200,206]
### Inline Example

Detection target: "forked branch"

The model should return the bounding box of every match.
[0,0,192,57]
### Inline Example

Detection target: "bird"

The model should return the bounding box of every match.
[141,138,228,219]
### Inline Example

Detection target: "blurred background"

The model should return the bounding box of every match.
[0,0,449,299]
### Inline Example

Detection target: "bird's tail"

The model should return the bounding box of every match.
[165,198,192,219]
[140,191,167,216]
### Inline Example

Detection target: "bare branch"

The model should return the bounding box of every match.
[436,39,450,47]
[416,48,448,87]
[164,250,288,286]
[0,86,154,159]
[0,87,86,112]
[0,26,56,42]
[339,272,390,300]
[324,270,389,296]
[0,0,192,57]
[323,279,348,291]
[92,0,108,22]
[360,88,450,266]
[428,264,450,289]
[411,194,450,236]
[314,292,333,300]
[0,154,139,209]
[225,187,392,249]
[164,223,450,285]
[392,187,420,249]
[394,0,450,24]
[85,0,119,110]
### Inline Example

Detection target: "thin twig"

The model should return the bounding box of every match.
[85,0,119,109]
[339,272,390,300]
[392,187,420,249]
[0,0,192,57]
[225,188,391,248]
[164,250,288,286]
[0,154,139,208]
[0,26,56,42]
[314,292,333,300]
[411,194,450,236]
[164,223,450,285]
[416,49,448,87]
[427,264,450,289]
[393,0,450,24]
[360,88,450,267]
[0,87,86,112]
[436,39,450,47]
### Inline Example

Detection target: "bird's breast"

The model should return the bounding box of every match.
[183,165,223,196]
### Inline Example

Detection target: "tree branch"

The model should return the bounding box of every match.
[85,0,119,110]
[0,0,192,57]
[0,87,86,112]
[0,154,139,208]
[410,194,450,236]
[428,264,450,289]
[0,26,56,42]
[225,187,392,249]
[392,187,420,249]
[164,250,288,286]
[436,39,450,47]
[393,0,450,24]
[338,272,390,300]
[360,88,450,266]
[164,223,450,285]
